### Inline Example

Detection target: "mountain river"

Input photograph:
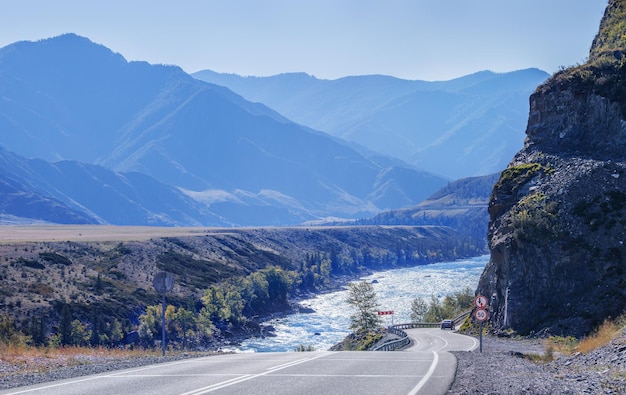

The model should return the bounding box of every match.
[234,255,489,352]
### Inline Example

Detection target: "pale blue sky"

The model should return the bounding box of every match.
[0,1,608,81]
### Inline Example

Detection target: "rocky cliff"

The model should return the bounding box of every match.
[477,0,626,337]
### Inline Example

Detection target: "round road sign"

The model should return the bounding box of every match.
[153,272,174,293]
[474,294,488,309]
[474,308,489,322]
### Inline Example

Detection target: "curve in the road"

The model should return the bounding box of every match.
[403,328,479,394]
[407,351,439,395]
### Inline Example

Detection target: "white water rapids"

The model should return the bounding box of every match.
[234,255,489,352]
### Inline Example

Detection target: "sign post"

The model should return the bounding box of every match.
[474,295,489,353]
[153,272,174,356]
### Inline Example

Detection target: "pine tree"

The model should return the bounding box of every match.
[59,304,72,346]
[346,281,380,333]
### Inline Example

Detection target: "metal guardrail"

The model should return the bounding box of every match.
[371,310,472,352]
[393,322,440,330]
[452,310,471,327]
[371,326,411,351]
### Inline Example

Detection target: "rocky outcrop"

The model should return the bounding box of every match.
[477,0,626,337]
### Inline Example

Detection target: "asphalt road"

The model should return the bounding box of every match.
[1,329,478,395]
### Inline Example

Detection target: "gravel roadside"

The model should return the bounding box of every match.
[448,333,626,394]
[0,353,221,391]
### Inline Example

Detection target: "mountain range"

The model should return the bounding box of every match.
[0,34,450,226]
[352,173,500,250]
[192,68,549,179]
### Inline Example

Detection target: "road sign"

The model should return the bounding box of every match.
[377,311,394,316]
[152,272,174,357]
[153,272,174,293]
[474,308,489,322]
[474,294,488,309]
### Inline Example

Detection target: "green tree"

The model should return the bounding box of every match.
[89,310,103,346]
[59,304,73,346]
[138,305,159,345]
[106,319,123,346]
[424,287,474,322]
[221,282,245,325]
[0,314,26,346]
[172,306,196,349]
[28,316,47,347]
[201,281,246,326]
[70,319,90,346]
[424,295,445,322]
[263,266,296,307]
[346,281,380,333]
[442,287,474,316]
[245,271,269,313]
[197,304,215,339]
[410,297,429,322]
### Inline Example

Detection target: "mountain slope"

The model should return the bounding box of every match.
[477,0,626,337]
[0,147,228,226]
[192,68,549,179]
[0,34,448,225]
[352,173,499,251]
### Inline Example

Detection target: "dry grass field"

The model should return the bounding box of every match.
[0,225,219,243]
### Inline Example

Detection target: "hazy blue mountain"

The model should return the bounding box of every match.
[193,68,550,179]
[0,171,97,225]
[0,147,230,226]
[338,173,499,250]
[0,34,448,225]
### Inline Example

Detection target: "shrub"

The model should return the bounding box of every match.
[512,193,560,242]
[294,344,315,352]
[19,259,44,270]
[578,318,621,354]
[39,252,72,266]
[495,163,545,191]
[0,314,28,347]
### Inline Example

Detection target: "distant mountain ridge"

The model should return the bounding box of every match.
[192,68,550,179]
[0,34,449,226]
[0,147,228,226]
[339,173,499,251]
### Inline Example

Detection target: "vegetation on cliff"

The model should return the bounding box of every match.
[543,0,626,115]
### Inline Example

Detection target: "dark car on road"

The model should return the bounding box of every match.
[440,319,454,330]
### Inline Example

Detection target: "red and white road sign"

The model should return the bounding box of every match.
[377,311,394,316]
[474,308,489,322]
[474,295,488,309]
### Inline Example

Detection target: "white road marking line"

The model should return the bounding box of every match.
[468,336,479,351]
[407,351,439,395]
[2,358,203,395]
[264,358,309,371]
[431,332,450,352]
[2,375,106,395]
[177,374,254,395]
[178,353,329,395]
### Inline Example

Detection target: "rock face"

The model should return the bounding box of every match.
[477,0,626,337]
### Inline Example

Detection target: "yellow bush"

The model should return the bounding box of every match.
[578,319,621,354]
